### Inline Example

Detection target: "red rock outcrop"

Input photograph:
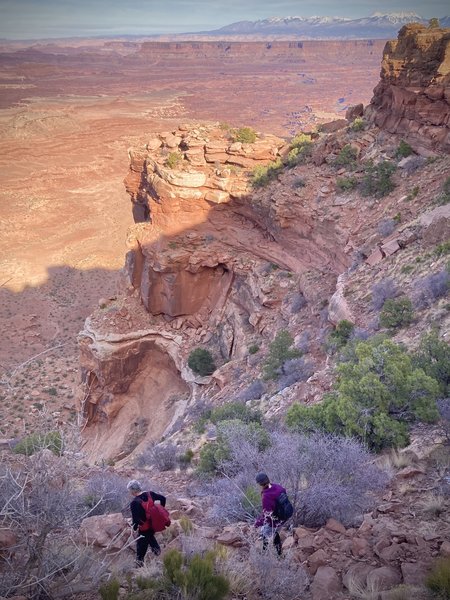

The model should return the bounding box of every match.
[366,23,450,152]
[78,123,350,461]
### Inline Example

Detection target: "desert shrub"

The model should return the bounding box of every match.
[285,134,313,167]
[360,161,396,197]
[188,348,216,376]
[428,17,440,28]
[437,176,450,205]
[83,472,129,515]
[414,331,450,396]
[210,402,262,425]
[395,140,413,158]
[286,336,440,450]
[209,430,387,528]
[379,297,414,329]
[251,159,283,188]
[327,320,355,352]
[134,549,229,600]
[413,270,449,308]
[248,344,259,354]
[291,291,307,312]
[232,126,257,144]
[437,398,450,444]
[99,578,120,600]
[178,449,194,468]
[263,329,301,380]
[148,442,178,471]
[350,117,365,131]
[165,152,181,169]
[435,241,450,257]
[0,448,108,598]
[333,144,358,169]
[371,277,398,310]
[377,218,396,237]
[292,177,306,188]
[336,176,358,192]
[425,557,450,598]
[13,430,62,456]
[239,379,265,401]
[277,357,314,390]
[198,420,270,478]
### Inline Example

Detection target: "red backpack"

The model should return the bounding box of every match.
[139,493,171,533]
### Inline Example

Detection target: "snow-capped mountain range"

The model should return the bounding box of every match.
[206,13,449,38]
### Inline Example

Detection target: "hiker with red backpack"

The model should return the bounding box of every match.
[254,472,293,556]
[127,480,170,567]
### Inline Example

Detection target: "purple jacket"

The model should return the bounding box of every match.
[254,483,286,527]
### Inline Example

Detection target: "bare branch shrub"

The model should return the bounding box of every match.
[137,442,178,471]
[239,379,265,401]
[438,398,450,444]
[83,471,129,515]
[0,449,111,598]
[377,218,396,238]
[207,427,388,528]
[290,292,307,313]
[276,357,314,390]
[372,278,398,310]
[412,270,450,309]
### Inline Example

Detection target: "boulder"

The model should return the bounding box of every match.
[325,518,346,534]
[79,513,129,550]
[366,566,402,590]
[308,548,328,575]
[311,566,342,600]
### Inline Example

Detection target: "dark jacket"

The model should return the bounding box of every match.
[254,482,286,527]
[130,491,166,532]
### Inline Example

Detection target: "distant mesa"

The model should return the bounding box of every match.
[204,13,450,39]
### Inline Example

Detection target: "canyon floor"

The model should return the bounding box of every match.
[0,39,384,437]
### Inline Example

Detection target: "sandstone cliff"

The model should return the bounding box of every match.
[366,23,450,152]
[78,25,450,463]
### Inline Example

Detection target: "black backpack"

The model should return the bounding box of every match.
[275,491,294,521]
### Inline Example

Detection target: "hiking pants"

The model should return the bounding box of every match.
[260,523,282,556]
[137,530,161,561]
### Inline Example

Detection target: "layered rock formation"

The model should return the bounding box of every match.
[366,23,450,152]
[79,123,350,460]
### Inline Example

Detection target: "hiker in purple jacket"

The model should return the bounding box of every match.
[254,472,285,556]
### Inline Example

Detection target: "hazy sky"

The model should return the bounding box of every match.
[0,0,446,39]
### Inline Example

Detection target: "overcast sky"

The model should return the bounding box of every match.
[0,0,447,39]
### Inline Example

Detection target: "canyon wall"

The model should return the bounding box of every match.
[367,23,450,152]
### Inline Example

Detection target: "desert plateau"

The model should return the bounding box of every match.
[0,8,450,600]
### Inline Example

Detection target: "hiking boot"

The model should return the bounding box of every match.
[151,547,161,556]
[135,559,144,568]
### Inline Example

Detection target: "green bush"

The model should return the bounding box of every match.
[414,331,450,396]
[251,159,283,188]
[327,320,354,351]
[197,420,270,475]
[360,161,396,198]
[232,126,257,144]
[350,117,365,132]
[99,578,120,600]
[334,144,358,168]
[379,297,414,329]
[426,557,450,598]
[248,344,260,354]
[178,449,194,467]
[13,431,63,456]
[286,336,439,451]
[428,17,440,28]
[434,241,450,257]
[395,140,413,158]
[286,134,313,167]
[210,402,261,424]
[165,152,182,169]
[336,176,357,192]
[263,329,301,380]
[188,348,216,376]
